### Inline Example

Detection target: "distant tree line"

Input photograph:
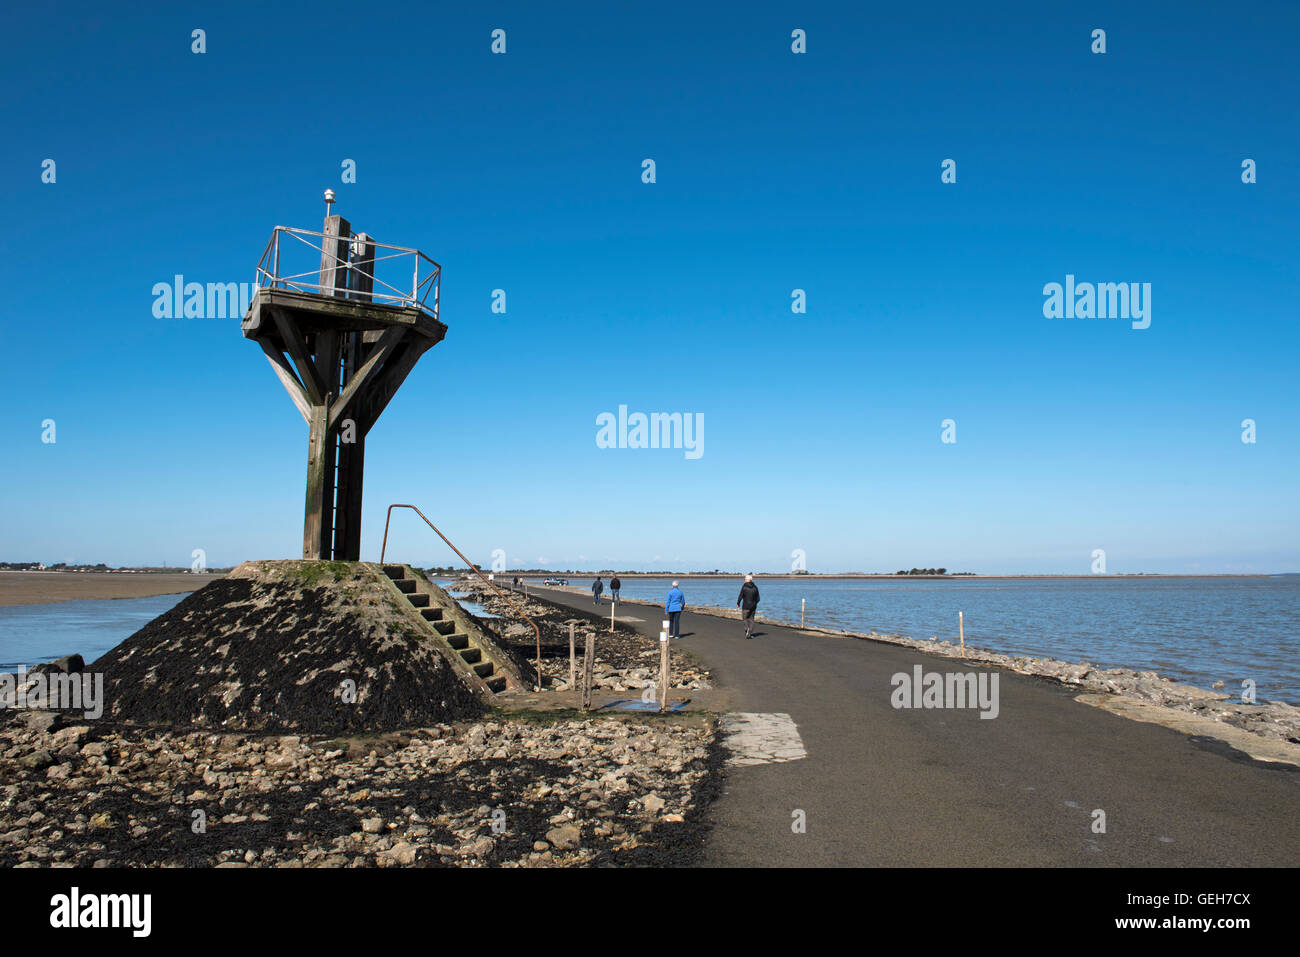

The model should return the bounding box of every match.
[421,565,974,577]
[427,566,736,576]
[0,562,230,573]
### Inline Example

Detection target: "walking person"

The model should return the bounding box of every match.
[591,576,604,605]
[610,574,621,604]
[665,581,686,639]
[737,574,760,639]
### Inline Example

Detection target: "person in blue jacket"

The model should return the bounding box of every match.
[591,576,604,605]
[665,581,686,639]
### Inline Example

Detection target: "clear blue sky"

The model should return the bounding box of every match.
[2,1,1296,574]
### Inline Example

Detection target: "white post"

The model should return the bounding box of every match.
[610,595,616,633]
[801,597,806,628]
[659,632,670,712]
[959,611,964,654]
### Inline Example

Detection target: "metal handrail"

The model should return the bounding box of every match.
[254,225,441,315]
[380,504,543,691]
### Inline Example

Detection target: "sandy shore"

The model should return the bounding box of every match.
[0,572,216,607]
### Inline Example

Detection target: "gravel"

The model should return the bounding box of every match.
[0,714,723,868]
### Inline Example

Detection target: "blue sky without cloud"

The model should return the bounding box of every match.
[1,1,1296,574]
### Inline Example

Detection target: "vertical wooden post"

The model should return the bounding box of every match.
[319,215,351,297]
[610,596,616,633]
[568,622,576,693]
[581,631,596,711]
[303,404,330,559]
[315,328,341,555]
[959,611,965,654]
[801,598,806,628]
[304,214,350,560]
[330,230,374,561]
[333,431,364,560]
[332,327,356,560]
[349,233,375,302]
[658,634,670,713]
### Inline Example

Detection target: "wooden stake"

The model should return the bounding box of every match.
[610,595,616,633]
[568,622,576,693]
[581,630,596,712]
[959,611,965,654]
[801,597,806,628]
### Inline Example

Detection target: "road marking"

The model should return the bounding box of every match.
[718,712,807,766]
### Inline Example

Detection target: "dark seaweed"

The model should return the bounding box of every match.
[91,576,484,734]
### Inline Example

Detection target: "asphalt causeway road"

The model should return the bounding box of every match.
[526,587,1300,867]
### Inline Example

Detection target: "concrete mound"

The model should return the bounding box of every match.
[92,560,485,733]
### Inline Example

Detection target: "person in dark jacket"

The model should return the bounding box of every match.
[737,574,760,639]
[592,577,604,605]
[609,575,621,604]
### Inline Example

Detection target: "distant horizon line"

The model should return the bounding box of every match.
[2,563,1291,580]
[472,571,1286,579]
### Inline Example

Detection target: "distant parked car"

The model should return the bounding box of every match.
[542,577,568,586]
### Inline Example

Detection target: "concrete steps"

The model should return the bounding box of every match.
[382,564,513,695]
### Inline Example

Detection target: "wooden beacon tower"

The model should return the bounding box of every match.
[242,193,445,560]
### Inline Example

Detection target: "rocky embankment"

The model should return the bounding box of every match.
[1,560,725,868]
[451,578,712,692]
[0,712,721,868]
[93,561,485,733]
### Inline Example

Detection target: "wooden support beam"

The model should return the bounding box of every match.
[314,327,341,553]
[270,306,326,404]
[259,340,311,423]
[356,339,432,432]
[315,329,340,398]
[332,431,365,560]
[328,326,404,432]
[303,403,331,559]
[329,316,366,560]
